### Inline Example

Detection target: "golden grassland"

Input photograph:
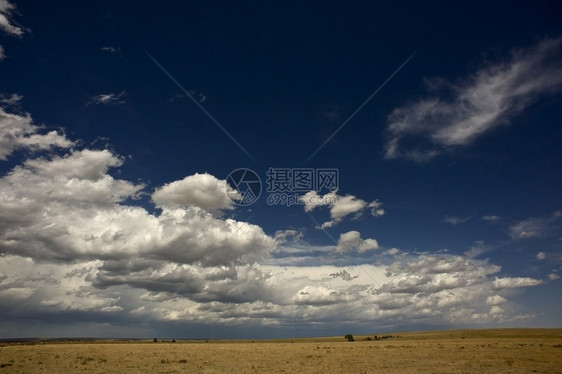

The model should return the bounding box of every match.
[0,328,560,373]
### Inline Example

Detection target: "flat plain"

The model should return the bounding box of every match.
[0,329,560,373]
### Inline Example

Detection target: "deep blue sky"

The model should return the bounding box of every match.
[0,0,561,338]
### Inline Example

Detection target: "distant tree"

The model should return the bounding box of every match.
[153,338,158,342]
[344,334,354,342]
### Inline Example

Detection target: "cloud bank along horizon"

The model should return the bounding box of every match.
[0,102,554,337]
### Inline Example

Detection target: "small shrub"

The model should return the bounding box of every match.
[178,359,188,363]
[344,334,354,342]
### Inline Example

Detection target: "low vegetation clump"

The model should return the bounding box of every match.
[373,334,399,340]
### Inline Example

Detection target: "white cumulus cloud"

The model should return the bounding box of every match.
[0,107,274,266]
[24,149,124,180]
[492,277,543,290]
[273,229,304,245]
[536,251,546,260]
[152,173,241,212]
[486,295,507,306]
[0,107,73,160]
[336,231,379,253]
[300,190,384,229]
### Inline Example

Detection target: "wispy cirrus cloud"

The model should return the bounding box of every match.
[444,215,471,225]
[384,37,562,162]
[100,46,120,54]
[170,90,207,103]
[0,92,22,106]
[482,215,501,223]
[88,91,127,105]
[0,0,25,61]
[509,211,562,240]
[0,0,23,37]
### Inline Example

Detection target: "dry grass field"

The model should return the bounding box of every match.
[0,329,560,373]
